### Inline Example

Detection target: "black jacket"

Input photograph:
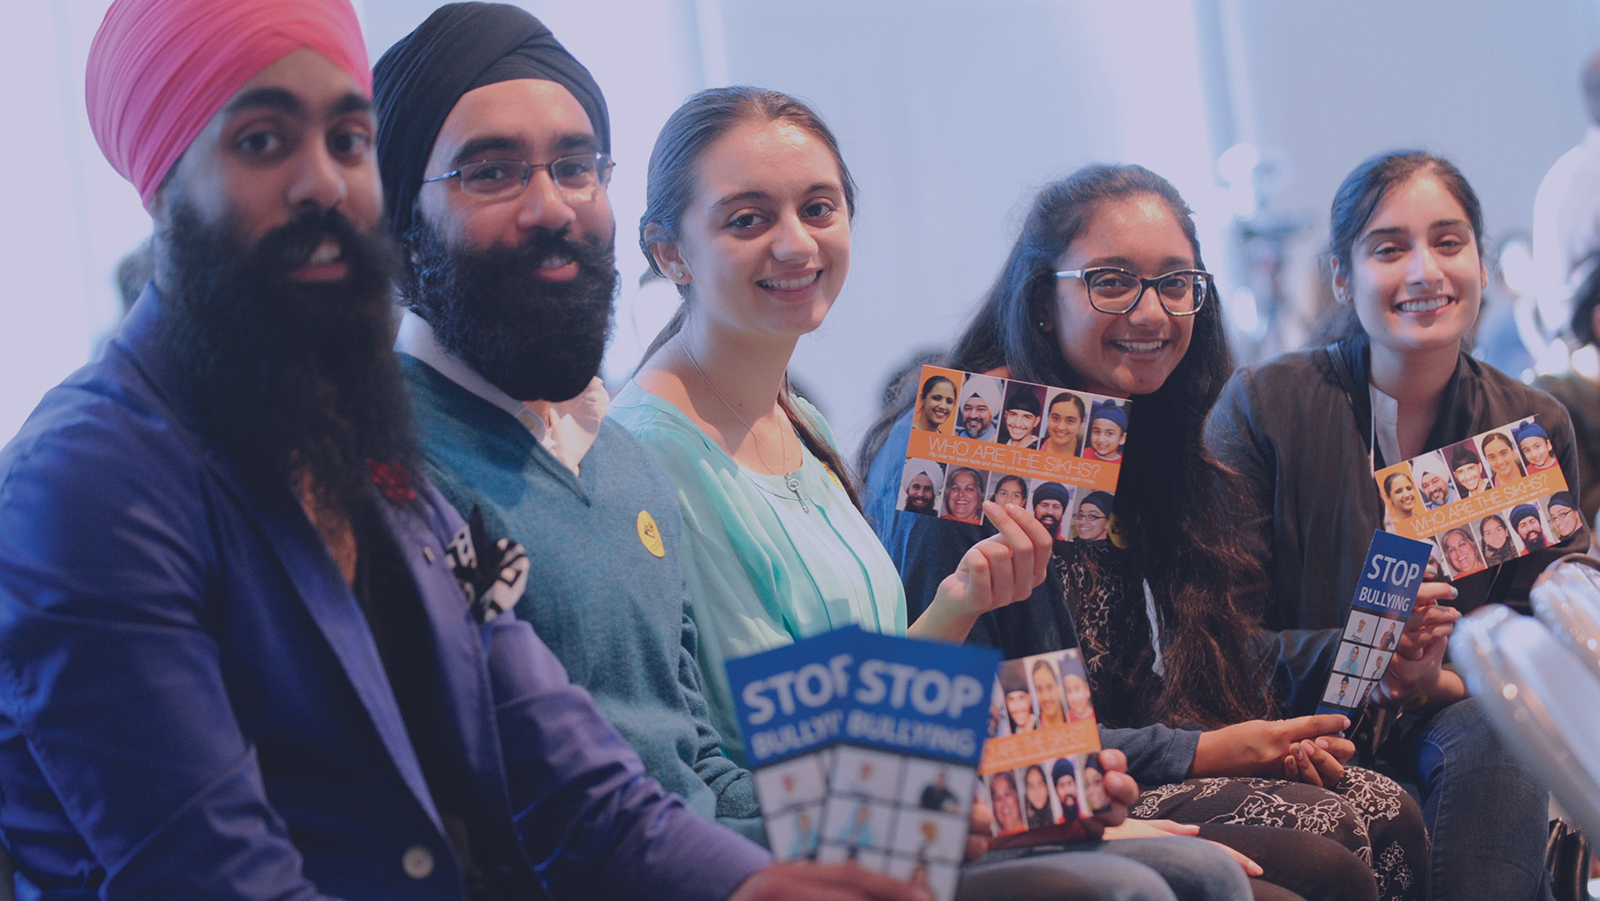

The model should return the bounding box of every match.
[1206,335,1582,715]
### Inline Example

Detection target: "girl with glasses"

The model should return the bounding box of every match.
[613,86,1259,901]
[863,163,1423,901]
[1206,150,1580,901]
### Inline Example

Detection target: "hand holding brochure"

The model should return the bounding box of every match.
[977,648,1105,848]
[1374,415,1581,579]
[726,627,999,901]
[1316,531,1435,717]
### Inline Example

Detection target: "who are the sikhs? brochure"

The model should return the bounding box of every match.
[1374,415,1580,579]
[978,649,1106,849]
[899,365,1130,544]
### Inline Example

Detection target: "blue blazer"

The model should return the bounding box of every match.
[0,291,768,900]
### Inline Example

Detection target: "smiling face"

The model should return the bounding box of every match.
[417,79,612,260]
[1517,515,1547,547]
[1055,772,1078,810]
[1081,766,1108,810]
[917,377,955,429]
[1482,434,1522,482]
[1551,503,1583,539]
[1443,530,1481,574]
[1481,516,1510,550]
[944,471,982,520]
[1333,173,1485,366]
[1032,664,1063,724]
[1025,767,1049,811]
[1520,435,1553,469]
[1074,503,1109,541]
[1454,461,1485,493]
[1052,194,1197,397]
[991,775,1023,831]
[991,476,1026,507]
[1089,420,1125,458]
[961,394,993,437]
[1005,689,1035,731]
[1063,673,1093,718]
[1033,498,1064,537]
[1420,471,1451,506]
[1004,408,1039,443]
[904,473,936,513]
[1386,474,1418,516]
[653,119,850,343]
[1045,395,1085,452]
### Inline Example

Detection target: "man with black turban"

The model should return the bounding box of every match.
[376,0,772,848]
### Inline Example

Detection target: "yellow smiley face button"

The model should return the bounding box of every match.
[637,510,665,558]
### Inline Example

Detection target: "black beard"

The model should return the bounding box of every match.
[904,495,935,515]
[403,221,618,402]
[156,200,415,525]
[1521,530,1548,550]
[1037,513,1062,537]
[965,417,989,436]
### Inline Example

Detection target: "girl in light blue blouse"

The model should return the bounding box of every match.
[610,86,1263,901]
[609,88,1054,756]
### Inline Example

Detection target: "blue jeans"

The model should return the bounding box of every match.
[1402,697,1554,901]
[961,836,1252,901]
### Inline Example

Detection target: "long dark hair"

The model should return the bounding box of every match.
[637,86,863,507]
[865,164,1274,727]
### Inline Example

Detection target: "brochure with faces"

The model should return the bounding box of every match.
[900,365,1130,544]
[977,649,1105,848]
[726,627,1000,901]
[1316,530,1434,717]
[1373,415,1580,580]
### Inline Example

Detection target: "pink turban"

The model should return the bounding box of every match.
[86,0,371,209]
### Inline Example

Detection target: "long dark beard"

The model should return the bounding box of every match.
[156,200,416,525]
[402,222,618,402]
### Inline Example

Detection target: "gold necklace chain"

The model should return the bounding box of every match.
[681,339,811,513]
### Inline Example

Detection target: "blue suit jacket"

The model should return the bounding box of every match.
[0,291,768,900]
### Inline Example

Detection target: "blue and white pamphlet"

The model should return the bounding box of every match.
[727,627,1000,901]
[1317,530,1435,716]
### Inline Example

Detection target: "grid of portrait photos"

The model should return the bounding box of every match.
[975,649,1106,849]
[1374,415,1581,580]
[810,747,970,897]
[730,627,998,901]
[1315,531,1433,717]
[900,365,1130,543]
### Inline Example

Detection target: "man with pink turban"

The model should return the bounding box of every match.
[0,2,903,899]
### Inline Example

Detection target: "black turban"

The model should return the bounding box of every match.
[374,2,611,238]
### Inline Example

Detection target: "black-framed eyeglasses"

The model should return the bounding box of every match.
[1053,267,1211,316]
[422,152,614,200]
[1072,510,1107,523]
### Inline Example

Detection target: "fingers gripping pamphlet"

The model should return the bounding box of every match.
[1317,531,1435,717]
[978,649,1105,849]
[1373,415,1581,579]
[901,365,1130,543]
[726,627,1000,901]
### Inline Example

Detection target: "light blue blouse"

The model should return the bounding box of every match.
[609,382,909,762]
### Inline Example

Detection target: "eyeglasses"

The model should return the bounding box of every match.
[422,153,614,200]
[1072,511,1107,523]
[1053,267,1211,316]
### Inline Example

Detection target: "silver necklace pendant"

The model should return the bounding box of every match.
[786,473,811,513]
